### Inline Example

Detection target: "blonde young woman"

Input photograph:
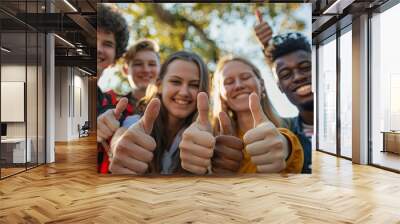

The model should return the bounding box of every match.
[108,51,215,175]
[210,56,304,173]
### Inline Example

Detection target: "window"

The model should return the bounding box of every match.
[371,3,400,171]
[0,1,46,179]
[317,36,337,154]
[339,28,352,158]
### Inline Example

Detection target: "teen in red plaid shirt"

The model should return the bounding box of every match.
[97,39,160,173]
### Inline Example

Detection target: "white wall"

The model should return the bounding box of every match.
[74,70,89,139]
[54,66,68,141]
[1,64,46,164]
[54,67,89,141]
[1,65,26,129]
[1,65,26,145]
[1,65,31,138]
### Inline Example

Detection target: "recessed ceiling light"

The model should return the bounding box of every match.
[78,67,92,76]
[54,34,75,48]
[322,0,354,15]
[63,0,78,12]
[1,47,11,53]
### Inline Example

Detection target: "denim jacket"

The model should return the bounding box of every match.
[282,116,312,173]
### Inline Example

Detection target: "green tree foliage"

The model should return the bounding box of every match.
[117,3,307,71]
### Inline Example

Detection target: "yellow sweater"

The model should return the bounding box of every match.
[238,128,304,174]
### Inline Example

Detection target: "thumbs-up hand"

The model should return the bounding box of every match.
[254,9,273,49]
[179,92,215,175]
[109,98,160,174]
[97,97,128,143]
[212,111,244,173]
[243,93,289,173]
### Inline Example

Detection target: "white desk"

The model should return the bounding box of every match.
[1,138,31,163]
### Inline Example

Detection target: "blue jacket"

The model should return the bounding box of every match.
[282,116,312,174]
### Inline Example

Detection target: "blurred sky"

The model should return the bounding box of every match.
[113,3,311,118]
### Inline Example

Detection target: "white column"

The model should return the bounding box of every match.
[352,14,369,164]
[46,32,55,163]
[312,45,317,150]
[45,0,56,163]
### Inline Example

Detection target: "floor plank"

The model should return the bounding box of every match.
[0,135,399,223]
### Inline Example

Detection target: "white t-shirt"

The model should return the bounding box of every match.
[302,122,314,138]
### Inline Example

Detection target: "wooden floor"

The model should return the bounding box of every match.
[372,150,400,171]
[1,167,26,178]
[1,163,45,178]
[0,135,400,223]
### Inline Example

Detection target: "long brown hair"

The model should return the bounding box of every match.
[211,55,282,135]
[138,51,210,173]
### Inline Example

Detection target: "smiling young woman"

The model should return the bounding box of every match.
[210,55,304,174]
[107,51,212,175]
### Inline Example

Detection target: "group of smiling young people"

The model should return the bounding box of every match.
[97,5,313,175]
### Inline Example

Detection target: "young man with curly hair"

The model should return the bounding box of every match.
[97,4,129,78]
[255,19,313,173]
[96,4,129,172]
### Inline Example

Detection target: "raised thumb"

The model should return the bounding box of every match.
[141,98,161,134]
[249,92,269,127]
[196,92,209,128]
[114,97,128,120]
[255,9,263,24]
[219,111,233,135]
